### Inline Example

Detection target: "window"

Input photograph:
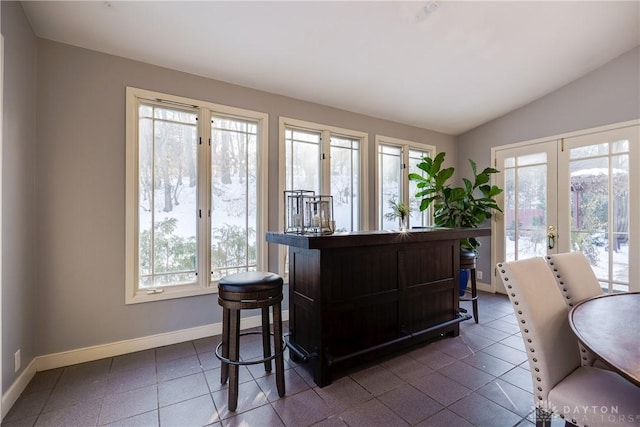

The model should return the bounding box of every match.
[280,117,368,233]
[126,87,268,303]
[376,136,434,230]
[278,117,368,272]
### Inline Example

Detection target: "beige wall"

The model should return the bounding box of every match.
[34,39,457,356]
[1,1,38,392]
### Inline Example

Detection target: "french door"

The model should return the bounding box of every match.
[494,123,639,294]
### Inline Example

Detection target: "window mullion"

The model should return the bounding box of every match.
[200,108,212,287]
[401,144,410,208]
[321,130,331,194]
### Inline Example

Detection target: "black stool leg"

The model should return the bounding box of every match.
[470,268,478,324]
[220,306,230,385]
[273,301,285,397]
[228,308,240,411]
[261,307,272,373]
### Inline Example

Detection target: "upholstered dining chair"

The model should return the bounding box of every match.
[497,257,640,427]
[545,252,603,367]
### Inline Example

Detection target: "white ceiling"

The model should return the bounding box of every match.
[21,1,640,135]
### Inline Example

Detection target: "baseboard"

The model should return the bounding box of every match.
[2,310,288,420]
[477,281,492,293]
[1,358,37,420]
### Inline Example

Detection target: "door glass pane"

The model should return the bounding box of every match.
[570,143,608,159]
[517,152,546,166]
[569,143,629,293]
[211,116,259,280]
[139,104,198,288]
[504,157,548,261]
[330,136,359,232]
[378,144,402,229]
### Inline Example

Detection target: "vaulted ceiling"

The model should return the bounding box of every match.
[22,1,640,135]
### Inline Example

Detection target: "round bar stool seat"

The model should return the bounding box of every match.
[216,271,285,411]
[459,251,479,323]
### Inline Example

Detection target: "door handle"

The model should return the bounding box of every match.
[547,225,556,249]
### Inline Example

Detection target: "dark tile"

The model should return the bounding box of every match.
[407,347,457,370]
[106,365,157,394]
[197,351,221,371]
[312,415,349,426]
[313,376,372,413]
[255,366,310,402]
[35,398,102,427]
[0,415,38,427]
[156,355,202,383]
[222,404,284,427]
[6,296,534,427]
[42,376,108,412]
[500,334,527,351]
[467,325,511,342]
[193,336,218,355]
[338,398,409,427]
[459,331,496,351]
[293,365,317,387]
[485,319,522,334]
[430,337,475,359]
[500,366,534,393]
[211,380,268,420]
[271,388,334,426]
[103,410,159,427]
[416,409,474,427]
[98,384,158,425]
[202,366,253,394]
[477,378,534,417]
[438,361,495,391]
[159,394,219,427]
[461,351,515,377]
[380,354,433,381]
[158,372,209,407]
[481,342,528,366]
[377,384,442,424]
[57,359,111,386]
[350,365,404,397]
[448,392,522,427]
[111,349,156,373]
[23,369,62,395]
[409,371,472,406]
[3,390,49,422]
[156,342,197,364]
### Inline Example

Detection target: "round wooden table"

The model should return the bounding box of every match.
[569,292,640,387]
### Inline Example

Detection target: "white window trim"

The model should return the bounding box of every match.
[125,87,268,304]
[374,135,436,229]
[277,117,369,275]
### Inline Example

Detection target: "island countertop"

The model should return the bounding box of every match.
[266,227,491,249]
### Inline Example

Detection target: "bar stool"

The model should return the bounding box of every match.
[459,251,479,323]
[216,271,285,411]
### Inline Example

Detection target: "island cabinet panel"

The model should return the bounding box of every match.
[266,228,490,387]
[398,242,458,334]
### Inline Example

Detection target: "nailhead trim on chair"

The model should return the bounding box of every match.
[498,263,547,404]
[545,255,598,367]
[545,257,574,306]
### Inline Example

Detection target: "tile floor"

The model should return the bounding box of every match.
[2,292,566,427]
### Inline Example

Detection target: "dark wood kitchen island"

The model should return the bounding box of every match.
[266,227,491,387]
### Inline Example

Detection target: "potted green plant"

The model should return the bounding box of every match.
[409,152,503,296]
[384,198,412,231]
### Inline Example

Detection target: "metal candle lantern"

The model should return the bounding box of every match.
[304,195,334,235]
[284,190,315,234]
[284,190,334,235]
